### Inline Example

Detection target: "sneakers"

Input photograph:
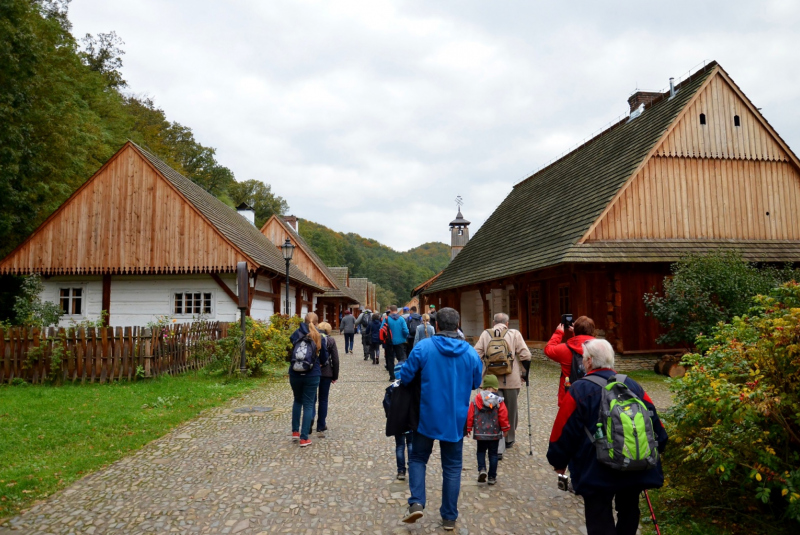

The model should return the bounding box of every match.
[396,471,406,481]
[291,432,300,441]
[316,429,326,438]
[442,518,456,531]
[477,470,487,483]
[402,503,424,524]
[488,477,497,486]
[299,439,311,447]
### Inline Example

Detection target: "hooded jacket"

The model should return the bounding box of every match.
[398,333,483,442]
[383,313,409,346]
[546,368,668,497]
[288,322,329,378]
[365,318,383,344]
[356,311,372,335]
[543,330,596,405]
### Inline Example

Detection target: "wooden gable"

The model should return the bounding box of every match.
[584,67,800,242]
[0,144,252,275]
[259,216,336,289]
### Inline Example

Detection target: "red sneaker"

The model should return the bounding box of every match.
[291,432,300,441]
[299,439,312,447]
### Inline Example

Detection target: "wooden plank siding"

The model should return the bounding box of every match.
[0,145,248,275]
[259,218,334,289]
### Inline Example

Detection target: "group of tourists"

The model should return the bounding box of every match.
[286,306,666,535]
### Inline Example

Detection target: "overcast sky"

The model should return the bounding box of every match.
[69,0,800,251]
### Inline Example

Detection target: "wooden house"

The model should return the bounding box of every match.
[0,142,324,326]
[260,215,360,328]
[423,61,800,354]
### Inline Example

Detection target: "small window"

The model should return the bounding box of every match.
[59,288,83,315]
[174,292,212,315]
[699,113,706,125]
[457,228,463,236]
[530,287,541,316]
[734,115,740,127]
[558,285,570,316]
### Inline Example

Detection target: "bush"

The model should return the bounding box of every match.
[212,314,301,375]
[668,282,800,525]
[644,251,799,347]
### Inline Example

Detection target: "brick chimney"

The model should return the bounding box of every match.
[627,91,662,113]
[283,215,298,233]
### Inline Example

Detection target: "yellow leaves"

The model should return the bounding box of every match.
[755,473,762,482]
[792,493,800,502]
[782,488,789,497]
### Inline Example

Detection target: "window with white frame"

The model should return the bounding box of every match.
[174,292,213,315]
[59,288,84,315]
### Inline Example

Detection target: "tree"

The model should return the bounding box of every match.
[13,275,62,327]
[80,31,126,89]
[228,180,289,227]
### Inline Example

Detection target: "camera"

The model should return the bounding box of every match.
[557,473,570,492]
[561,313,574,329]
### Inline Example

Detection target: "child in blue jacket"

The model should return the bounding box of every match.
[364,313,383,365]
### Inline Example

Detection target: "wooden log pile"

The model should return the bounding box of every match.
[653,352,688,378]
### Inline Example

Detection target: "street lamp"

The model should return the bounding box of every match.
[281,238,295,315]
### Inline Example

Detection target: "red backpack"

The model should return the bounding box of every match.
[379,320,393,344]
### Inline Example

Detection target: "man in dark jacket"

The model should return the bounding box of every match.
[547,338,667,535]
[356,308,372,360]
[340,310,356,354]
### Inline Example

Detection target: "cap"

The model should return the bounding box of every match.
[481,374,499,390]
[429,304,436,309]
[403,307,409,312]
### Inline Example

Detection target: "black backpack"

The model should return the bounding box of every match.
[564,346,586,391]
[290,335,318,373]
[406,316,422,340]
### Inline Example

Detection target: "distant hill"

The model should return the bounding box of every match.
[298,219,449,307]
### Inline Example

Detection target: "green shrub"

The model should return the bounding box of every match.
[668,281,800,524]
[212,314,301,375]
[644,251,799,347]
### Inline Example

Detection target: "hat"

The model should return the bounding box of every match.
[403,306,409,312]
[481,374,499,390]
[429,304,436,309]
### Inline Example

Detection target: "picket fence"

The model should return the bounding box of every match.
[0,321,229,384]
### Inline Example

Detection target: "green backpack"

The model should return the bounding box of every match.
[582,374,659,471]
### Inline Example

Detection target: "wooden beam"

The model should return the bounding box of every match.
[210,273,238,305]
[254,289,277,299]
[272,278,282,315]
[295,286,302,316]
[101,274,111,326]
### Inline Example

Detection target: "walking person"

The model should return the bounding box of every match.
[288,312,329,447]
[473,313,531,459]
[365,312,383,365]
[413,313,435,346]
[398,307,483,531]
[405,306,423,353]
[547,339,668,535]
[315,322,339,437]
[356,308,372,360]
[383,305,409,381]
[544,316,596,406]
[383,361,416,481]
[340,310,356,354]
[466,374,510,486]
[428,304,437,331]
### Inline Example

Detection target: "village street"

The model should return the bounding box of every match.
[1,334,668,535]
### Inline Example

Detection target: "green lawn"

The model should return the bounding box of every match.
[0,373,272,519]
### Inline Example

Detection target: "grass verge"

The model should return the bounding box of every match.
[0,371,278,520]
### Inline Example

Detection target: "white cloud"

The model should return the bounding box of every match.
[69,0,800,251]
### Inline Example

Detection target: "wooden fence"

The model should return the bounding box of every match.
[0,321,229,384]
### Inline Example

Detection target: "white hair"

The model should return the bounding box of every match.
[583,339,615,370]
[493,312,509,325]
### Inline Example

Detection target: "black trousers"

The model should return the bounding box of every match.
[582,488,641,535]
[385,343,407,380]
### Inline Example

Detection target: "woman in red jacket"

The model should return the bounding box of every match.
[543,316,596,406]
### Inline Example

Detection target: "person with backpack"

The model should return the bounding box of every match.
[382,305,410,381]
[340,310,356,354]
[473,313,531,459]
[544,316,596,406]
[356,308,372,360]
[466,374,510,486]
[383,361,416,481]
[405,306,423,352]
[288,312,329,447]
[547,338,667,535]
[315,322,340,438]
[413,313,435,345]
[364,312,383,365]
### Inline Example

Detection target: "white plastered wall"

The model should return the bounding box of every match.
[459,289,483,337]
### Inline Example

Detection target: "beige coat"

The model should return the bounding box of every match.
[473,324,532,390]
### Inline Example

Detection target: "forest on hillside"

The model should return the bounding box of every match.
[298,219,450,306]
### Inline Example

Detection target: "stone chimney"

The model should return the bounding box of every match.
[283,215,298,233]
[627,91,662,113]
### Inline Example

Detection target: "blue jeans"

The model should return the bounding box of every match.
[408,432,463,521]
[477,439,500,479]
[316,377,332,431]
[290,374,320,440]
[395,431,414,473]
[343,333,355,352]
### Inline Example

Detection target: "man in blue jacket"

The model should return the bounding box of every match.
[382,305,410,381]
[399,307,483,532]
[547,338,668,535]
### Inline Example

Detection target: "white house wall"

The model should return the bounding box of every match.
[460,290,483,338]
[40,276,103,327]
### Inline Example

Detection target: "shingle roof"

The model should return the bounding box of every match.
[132,143,323,291]
[564,240,800,263]
[427,63,717,293]
[349,278,369,304]
[323,266,360,303]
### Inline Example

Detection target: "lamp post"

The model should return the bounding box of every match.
[281,238,295,315]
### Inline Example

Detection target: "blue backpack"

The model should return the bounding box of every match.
[290,335,318,373]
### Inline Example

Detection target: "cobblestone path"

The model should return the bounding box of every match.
[2,334,668,534]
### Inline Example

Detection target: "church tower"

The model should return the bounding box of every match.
[449,197,470,260]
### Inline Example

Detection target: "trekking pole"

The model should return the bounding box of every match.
[526,376,533,456]
[643,490,662,535]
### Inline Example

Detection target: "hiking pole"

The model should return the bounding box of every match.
[643,490,662,535]
[526,375,533,456]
